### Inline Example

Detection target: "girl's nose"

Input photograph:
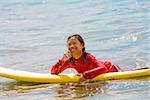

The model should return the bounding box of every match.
[70,44,75,48]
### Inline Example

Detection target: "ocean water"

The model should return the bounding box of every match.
[0,0,150,100]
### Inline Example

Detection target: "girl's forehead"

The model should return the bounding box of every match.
[68,37,78,42]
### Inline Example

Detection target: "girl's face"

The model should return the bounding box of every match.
[67,37,84,54]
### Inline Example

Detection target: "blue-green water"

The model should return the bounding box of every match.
[0,0,150,100]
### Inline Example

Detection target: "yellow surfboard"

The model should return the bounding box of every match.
[0,67,149,83]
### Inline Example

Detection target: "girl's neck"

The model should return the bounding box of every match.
[72,51,83,59]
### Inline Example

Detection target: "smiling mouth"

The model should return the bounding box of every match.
[70,47,77,52]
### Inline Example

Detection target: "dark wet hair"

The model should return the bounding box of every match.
[67,34,85,51]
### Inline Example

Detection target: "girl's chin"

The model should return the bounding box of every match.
[71,51,81,54]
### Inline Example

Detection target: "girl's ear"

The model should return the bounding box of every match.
[82,43,84,48]
[81,44,85,51]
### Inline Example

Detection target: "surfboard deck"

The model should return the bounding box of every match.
[0,67,149,83]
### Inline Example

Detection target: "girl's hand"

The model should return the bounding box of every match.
[77,73,86,83]
[60,49,71,62]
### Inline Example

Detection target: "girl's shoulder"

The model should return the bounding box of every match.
[85,52,97,60]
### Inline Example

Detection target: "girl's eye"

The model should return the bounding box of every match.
[68,41,78,46]
[68,43,71,46]
[73,42,76,45]
[68,42,76,46]
[68,43,73,46]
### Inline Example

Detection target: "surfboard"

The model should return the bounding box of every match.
[0,67,149,83]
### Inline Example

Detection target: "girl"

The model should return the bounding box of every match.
[51,34,122,82]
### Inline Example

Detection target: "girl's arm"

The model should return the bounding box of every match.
[51,49,72,75]
[83,66,108,79]
[82,54,109,79]
[51,60,70,74]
